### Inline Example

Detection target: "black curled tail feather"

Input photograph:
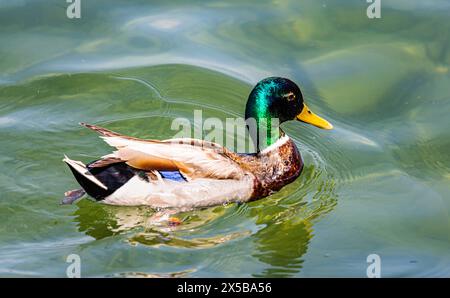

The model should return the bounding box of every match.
[64,158,136,201]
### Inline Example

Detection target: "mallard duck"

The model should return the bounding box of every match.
[62,77,332,209]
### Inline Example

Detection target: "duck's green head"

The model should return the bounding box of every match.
[245,77,332,148]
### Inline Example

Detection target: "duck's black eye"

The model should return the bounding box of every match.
[285,92,295,101]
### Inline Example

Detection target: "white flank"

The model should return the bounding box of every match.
[103,175,254,209]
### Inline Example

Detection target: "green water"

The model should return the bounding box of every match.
[1,0,449,277]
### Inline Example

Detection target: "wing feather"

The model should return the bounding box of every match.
[81,123,246,180]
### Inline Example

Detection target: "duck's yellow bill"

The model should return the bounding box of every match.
[296,104,333,130]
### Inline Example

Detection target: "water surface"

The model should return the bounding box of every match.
[0,0,449,277]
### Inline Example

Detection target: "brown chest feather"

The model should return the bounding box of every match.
[230,138,303,199]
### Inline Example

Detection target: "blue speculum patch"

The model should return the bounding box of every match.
[159,170,187,182]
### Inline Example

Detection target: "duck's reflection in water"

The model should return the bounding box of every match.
[250,170,337,277]
[252,220,312,277]
[73,200,250,248]
[72,167,337,277]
